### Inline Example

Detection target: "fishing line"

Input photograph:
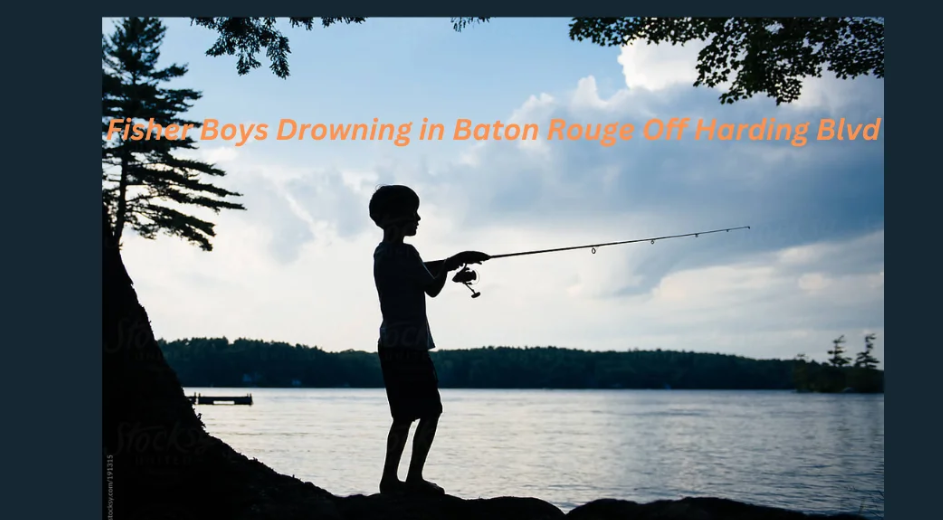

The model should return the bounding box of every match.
[451,226,751,298]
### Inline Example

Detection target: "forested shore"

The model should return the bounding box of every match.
[157,337,883,392]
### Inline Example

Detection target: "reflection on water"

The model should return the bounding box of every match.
[187,388,884,517]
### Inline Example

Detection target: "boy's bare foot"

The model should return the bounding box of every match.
[405,478,445,495]
[379,478,405,495]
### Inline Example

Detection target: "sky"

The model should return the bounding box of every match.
[102,17,885,365]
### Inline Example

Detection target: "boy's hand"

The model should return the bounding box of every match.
[459,251,491,264]
[448,251,490,269]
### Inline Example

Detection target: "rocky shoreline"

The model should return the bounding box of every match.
[136,432,867,520]
[334,492,872,520]
[114,430,872,520]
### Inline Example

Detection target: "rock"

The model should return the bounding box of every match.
[566,497,869,520]
[335,492,566,520]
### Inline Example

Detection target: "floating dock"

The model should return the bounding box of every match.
[187,393,253,405]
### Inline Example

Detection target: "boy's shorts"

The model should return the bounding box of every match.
[377,343,443,422]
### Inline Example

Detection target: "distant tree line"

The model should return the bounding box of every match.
[792,333,883,393]
[155,337,878,391]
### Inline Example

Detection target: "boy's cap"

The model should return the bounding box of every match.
[369,184,420,226]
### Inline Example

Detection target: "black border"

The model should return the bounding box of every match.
[19,7,902,520]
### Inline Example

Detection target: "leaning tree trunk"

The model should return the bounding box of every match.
[103,202,341,520]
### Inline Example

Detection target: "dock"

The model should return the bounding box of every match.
[187,393,253,405]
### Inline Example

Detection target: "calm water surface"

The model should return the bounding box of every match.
[186,388,884,518]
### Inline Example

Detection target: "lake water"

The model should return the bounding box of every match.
[185,388,884,518]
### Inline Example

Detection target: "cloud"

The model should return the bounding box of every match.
[283,169,371,241]
[195,145,242,164]
[618,41,705,92]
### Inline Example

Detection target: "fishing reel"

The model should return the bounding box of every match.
[452,265,481,298]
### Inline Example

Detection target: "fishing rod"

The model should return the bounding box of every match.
[451,226,751,298]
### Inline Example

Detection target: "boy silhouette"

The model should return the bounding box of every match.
[369,185,489,496]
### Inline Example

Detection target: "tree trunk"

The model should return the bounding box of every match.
[102,202,341,520]
[115,148,129,242]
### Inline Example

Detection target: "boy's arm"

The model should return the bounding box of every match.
[402,246,453,298]
[423,260,445,275]
[422,258,453,298]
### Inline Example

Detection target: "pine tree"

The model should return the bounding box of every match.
[827,334,851,367]
[102,17,245,252]
[854,333,880,369]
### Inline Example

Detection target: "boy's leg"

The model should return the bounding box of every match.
[404,349,445,494]
[405,413,439,485]
[380,419,411,492]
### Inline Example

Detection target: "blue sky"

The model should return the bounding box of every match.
[103,18,885,365]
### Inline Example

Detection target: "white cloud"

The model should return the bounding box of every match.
[196,145,241,164]
[569,77,631,113]
[618,42,704,92]
[797,273,832,294]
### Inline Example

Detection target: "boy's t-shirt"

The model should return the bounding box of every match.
[373,241,436,350]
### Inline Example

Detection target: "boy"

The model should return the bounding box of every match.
[369,184,489,496]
